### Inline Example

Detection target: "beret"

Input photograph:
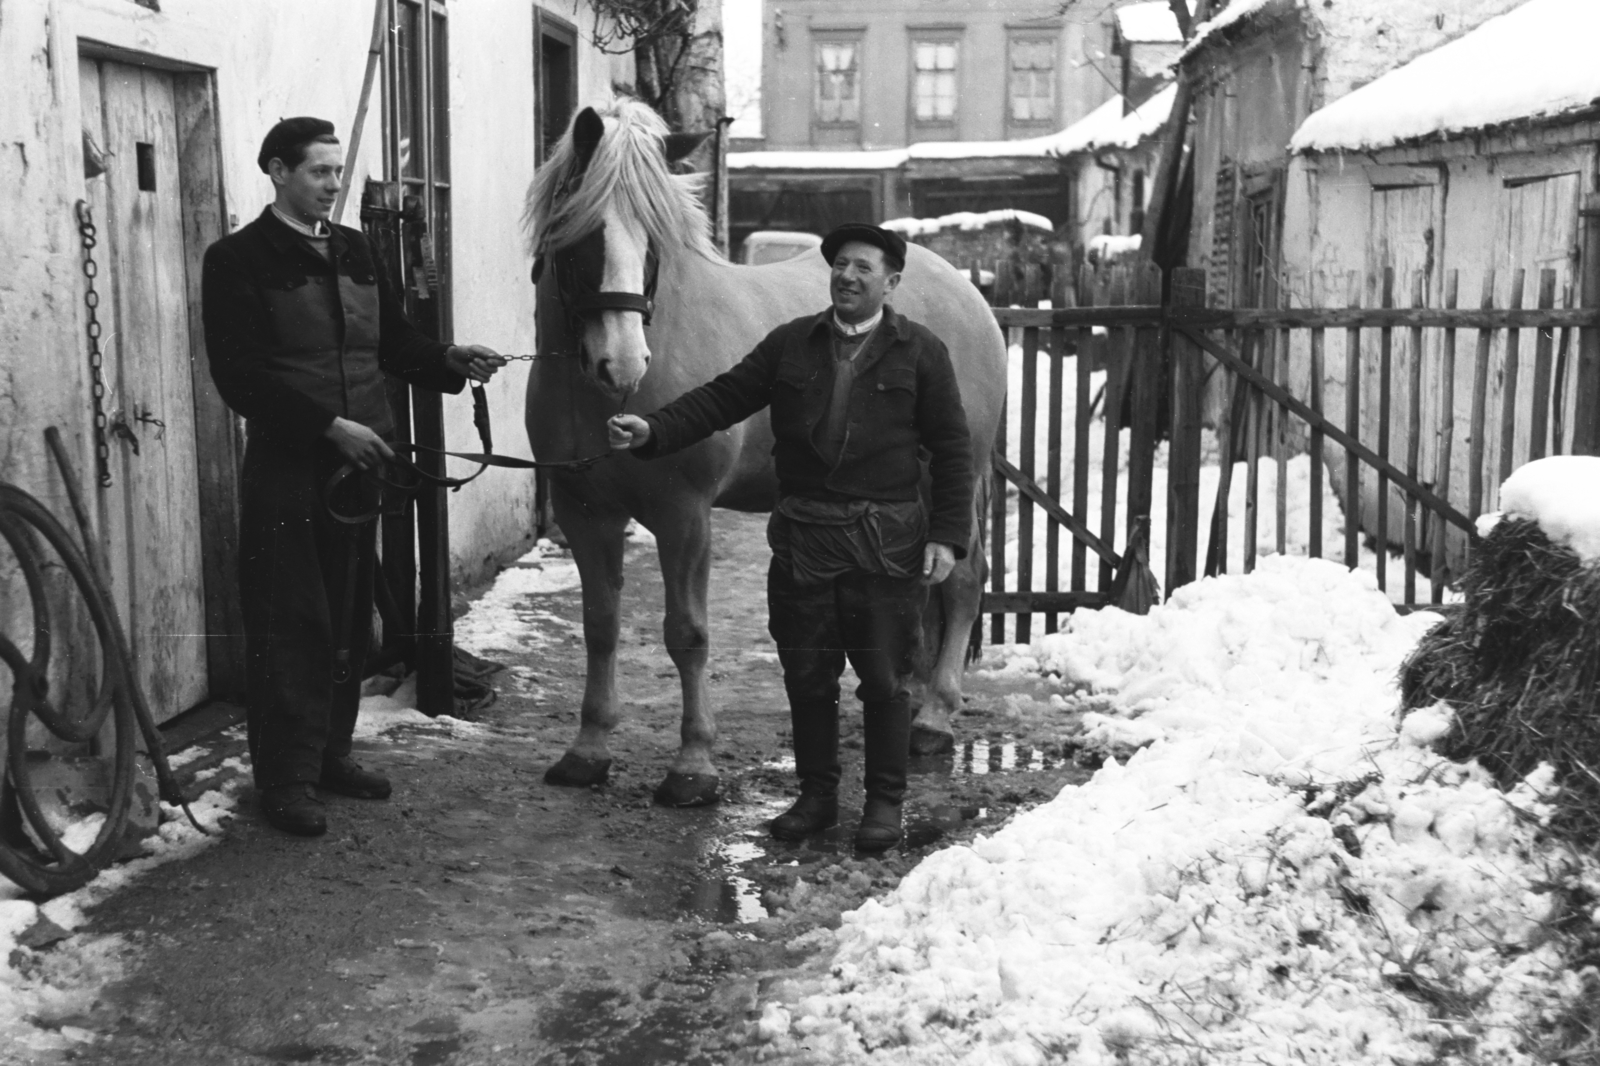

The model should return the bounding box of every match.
[820,223,907,271]
[257,117,337,173]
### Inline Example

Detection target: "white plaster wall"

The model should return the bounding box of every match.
[0,0,634,651]
[443,0,631,586]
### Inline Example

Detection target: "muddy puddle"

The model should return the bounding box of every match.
[674,733,1075,927]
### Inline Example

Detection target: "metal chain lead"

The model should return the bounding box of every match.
[74,200,113,488]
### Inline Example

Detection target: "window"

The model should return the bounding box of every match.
[386,0,452,337]
[1009,38,1055,124]
[535,10,578,164]
[913,41,958,123]
[814,41,860,125]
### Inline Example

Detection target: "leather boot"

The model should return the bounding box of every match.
[261,783,327,837]
[320,755,392,800]
[855,795,903,852]
[788,697,841,799]
[856,698,911,852]
[771,793,839,840]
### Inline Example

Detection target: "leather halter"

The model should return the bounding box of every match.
[531,236,660,328]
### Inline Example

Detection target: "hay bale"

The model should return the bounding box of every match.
[1400,515,1600,839]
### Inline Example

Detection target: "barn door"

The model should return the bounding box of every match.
[78,57,208,720]
[1360,180,1439,548]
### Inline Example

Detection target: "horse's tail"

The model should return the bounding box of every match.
[965,464,992,667]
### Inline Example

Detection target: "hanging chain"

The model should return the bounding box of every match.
[74,200,113,488]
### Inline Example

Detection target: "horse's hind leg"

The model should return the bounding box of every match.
[544,480,630,787]
[646,504,720,807]
[911,547,984,755]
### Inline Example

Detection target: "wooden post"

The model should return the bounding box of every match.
[1125,263,1163,540]
[1432,271,1459,604]
[1377,267,1394,593]
[1575,194,1600,455]
[1166,267,1206,595]
[413,389,455,718]
[1045,326,1065,633]
[1468,271,1496,519]
[1529,268,1559,460]
[1017,327,1039,644]
[1499,269,1527,486]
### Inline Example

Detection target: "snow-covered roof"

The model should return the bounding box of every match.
[1291,0,1600,152]
[728,88,1174,172]
[1117,1,1185,44]
[1182,0,1281,56]
[882,209,1055,238]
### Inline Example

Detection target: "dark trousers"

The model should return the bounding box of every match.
[239,438,375,789]
[767,560,926,803]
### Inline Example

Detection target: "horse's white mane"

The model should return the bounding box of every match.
[523,98,722,262]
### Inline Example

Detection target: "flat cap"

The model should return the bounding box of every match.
[821,222,907,272]
[257,116,337,173]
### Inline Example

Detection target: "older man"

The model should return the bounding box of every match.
[608,223,972,851]
[203,117,504,837]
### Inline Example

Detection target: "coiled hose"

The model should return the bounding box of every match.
[0,430,205,897]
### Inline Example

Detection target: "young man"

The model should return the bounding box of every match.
[202,117,505,837]
[608,223,972,851]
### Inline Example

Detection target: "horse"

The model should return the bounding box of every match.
[522,99,1007,807]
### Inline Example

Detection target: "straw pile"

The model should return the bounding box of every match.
[1400,515,1600,840]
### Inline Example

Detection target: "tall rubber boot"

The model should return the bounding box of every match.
[771,699,840,840]
[857,698,911,851]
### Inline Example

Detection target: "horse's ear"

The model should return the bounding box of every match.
[572,108,605,170]
[664,129,713,165]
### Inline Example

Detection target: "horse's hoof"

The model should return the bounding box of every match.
[653,772,720,808]
[544,753,612,787]
[909,724,956,756]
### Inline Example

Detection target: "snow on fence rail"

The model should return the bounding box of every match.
[984,262,1600,638]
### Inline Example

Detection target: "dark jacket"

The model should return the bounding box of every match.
[202,206,462,447]
[639,306,974,551]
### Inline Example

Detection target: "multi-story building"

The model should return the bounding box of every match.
[731,0,1137,256]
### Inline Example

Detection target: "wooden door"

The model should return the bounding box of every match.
[78,58,208,721]
[1362,183,1437,548]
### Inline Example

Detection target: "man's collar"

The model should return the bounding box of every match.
[259,204,350,262]
[832,309,882,337]
[809,305,907,340]
[270,204,331,239]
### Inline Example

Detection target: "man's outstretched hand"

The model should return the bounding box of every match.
[608,414,652,450]
[446,344,507,382]
[924,542,957,584]
[325,417,395,471]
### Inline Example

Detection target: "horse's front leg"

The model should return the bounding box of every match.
[646,503,720,807]
[543,479,631,787]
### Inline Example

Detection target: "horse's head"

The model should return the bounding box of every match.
[526,102,714,397]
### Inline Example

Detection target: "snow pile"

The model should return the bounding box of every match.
[882,209,1054,238]
[1293,0,1600,151]
[759,558,1595,1064]
[1485,455,1600,565]
[1117,1,1185,43]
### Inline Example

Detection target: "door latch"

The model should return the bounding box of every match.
[109,409,141,456]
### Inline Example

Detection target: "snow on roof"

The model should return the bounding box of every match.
[728,88,1174,172]
[726,147,912,171]
[1494,455,1600,564]
[1291,0,1600,152]
[1117,1,1185,43]
[1182,0,1280,55]
[882,209,1055,238]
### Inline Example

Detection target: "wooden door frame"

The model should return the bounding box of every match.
[78,43,244,700]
